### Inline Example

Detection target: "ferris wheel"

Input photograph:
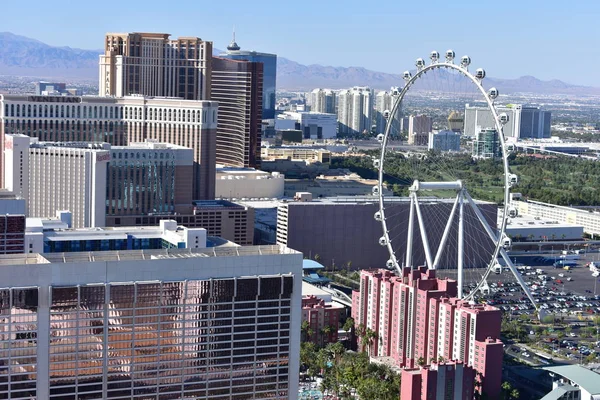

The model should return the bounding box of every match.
[374,50,538,310]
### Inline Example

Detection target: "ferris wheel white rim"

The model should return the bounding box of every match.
[376,56,538,310]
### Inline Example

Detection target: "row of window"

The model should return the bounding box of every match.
[3,103,217,124]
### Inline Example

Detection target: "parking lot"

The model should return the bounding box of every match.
[437,250,600,318]
[435,249,600,365]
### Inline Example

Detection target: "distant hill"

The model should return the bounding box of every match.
[277,57,600,95]
[1,32,599,95]
[0,32,99,80]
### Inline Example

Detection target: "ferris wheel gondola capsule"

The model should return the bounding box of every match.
[475,68,486,80]
[508,174,518,187]
[430,51,440,63]
[445,49,455,62]
[460,55,471,68]
[488,87,499,99]
[415,58,426,70]
[376,133,384,143]
[502,234,512,249]
[403,71,412,81]
[386,259,395,269]
[374,211,383,222]
[499,113,509,125]
[373,159,381,169]
[383,110,390,119]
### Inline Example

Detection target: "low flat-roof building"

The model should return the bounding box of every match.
[216,166,284,199]
[514,198,600,237]
[503,214,584,242]
[25,218,208,254]
[105,200,255,246]
[275,111,337,139]
[284,171,392,198]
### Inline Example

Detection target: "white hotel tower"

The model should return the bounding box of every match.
[337,86,373,136]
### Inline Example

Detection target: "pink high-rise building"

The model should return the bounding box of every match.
[352,268,502,398]
[301,295,344,346]
[400,361,475,400]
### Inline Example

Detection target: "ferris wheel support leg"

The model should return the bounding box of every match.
[413,193,433,269]
[463,191,538,311]
[458,190,465,299]
[405,194,415,270]
[432,193,460,270]
[498,249,538,314]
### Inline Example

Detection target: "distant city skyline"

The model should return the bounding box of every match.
[2,0,600,86]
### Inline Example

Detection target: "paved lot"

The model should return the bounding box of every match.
[436,250,600,298]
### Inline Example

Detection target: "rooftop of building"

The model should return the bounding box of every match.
[544,365,600,395]
[503,213,583,229]
[301,282,332,299]
[30,223,203,242]
[302,260,331,285]
[263,145,331,153]
[465,103,545,110]
[112,140,191,151]
[541,384,579,400]
[29,141,110,151]
[517,198,600,215]
[278,111,337,117]
[216,166,282,179]
[192,200,247,209]
[220,48,276,57]
[283,195,494,206]
[303,259,326,271]
[0,245,299,266]
[0,189,21,200]
[0,94,218,108]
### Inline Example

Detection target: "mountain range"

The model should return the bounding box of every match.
[1,32,599,95]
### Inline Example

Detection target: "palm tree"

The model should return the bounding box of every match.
[363,328,377,357]
[438,356,445,364]
[301,320,310,342]
[321,325,333,347]
[416,357,426,367]
[343,317,356,350]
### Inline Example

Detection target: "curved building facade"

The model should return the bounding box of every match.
[211,57,263,168]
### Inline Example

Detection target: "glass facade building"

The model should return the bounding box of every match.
[219,51,277,120]
[43,237,183,253]
[0,246,302,399]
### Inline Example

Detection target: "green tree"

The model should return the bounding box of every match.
[300,342,317,379]
[321,325,333,347]
[301,320,310,342]
[343,317,356,350]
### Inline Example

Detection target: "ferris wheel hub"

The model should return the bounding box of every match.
[410,180,464,192]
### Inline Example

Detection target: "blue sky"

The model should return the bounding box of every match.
[5,0,600,86]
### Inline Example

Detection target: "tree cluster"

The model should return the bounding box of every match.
[332,149,600,206]
[300,341,400,400]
